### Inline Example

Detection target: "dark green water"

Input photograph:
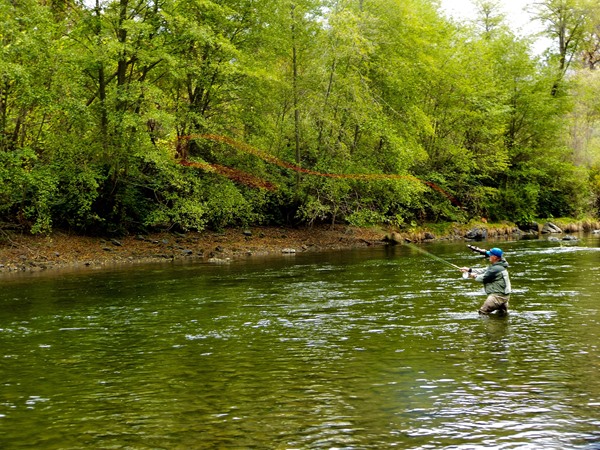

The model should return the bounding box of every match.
[1,235,599,449]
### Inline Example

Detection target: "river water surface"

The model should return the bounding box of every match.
[1,235,599,449]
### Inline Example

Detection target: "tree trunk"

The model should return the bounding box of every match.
[291,4,301,190]
[95,0,108,150]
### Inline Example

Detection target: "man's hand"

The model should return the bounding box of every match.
[460,267,476,278]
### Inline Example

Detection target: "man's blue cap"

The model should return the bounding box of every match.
[486,248,503,258]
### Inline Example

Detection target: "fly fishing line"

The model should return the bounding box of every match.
[405,243,462,271]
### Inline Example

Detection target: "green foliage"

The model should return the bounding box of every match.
[493,182,539,225]
[1,0,598,235]
[0,150,61,234]
[140,143,263,231]
[590,166,600,211]
[145,171,260,232]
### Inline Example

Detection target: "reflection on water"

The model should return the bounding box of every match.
[1,236,600,448]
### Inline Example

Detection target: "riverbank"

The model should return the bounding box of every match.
[2,218,598,274]
[0,225,390,273]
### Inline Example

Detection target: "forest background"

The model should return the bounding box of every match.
[2,0,600,236]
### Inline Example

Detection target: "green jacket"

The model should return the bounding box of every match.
[473,259,511,295]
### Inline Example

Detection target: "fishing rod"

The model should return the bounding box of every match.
[467,244,488,256]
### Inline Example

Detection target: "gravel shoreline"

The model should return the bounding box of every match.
[0,225,389,274]
[5,219,595,275]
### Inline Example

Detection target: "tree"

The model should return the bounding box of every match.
[580,0,600,69]
[532,0,594,95]
[566,70,600,166]
[0,0,67,232]
[473,0,507,34]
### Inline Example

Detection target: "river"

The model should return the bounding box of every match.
[1,235,599,448]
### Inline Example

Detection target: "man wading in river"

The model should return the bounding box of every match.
[461,248,512,315]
